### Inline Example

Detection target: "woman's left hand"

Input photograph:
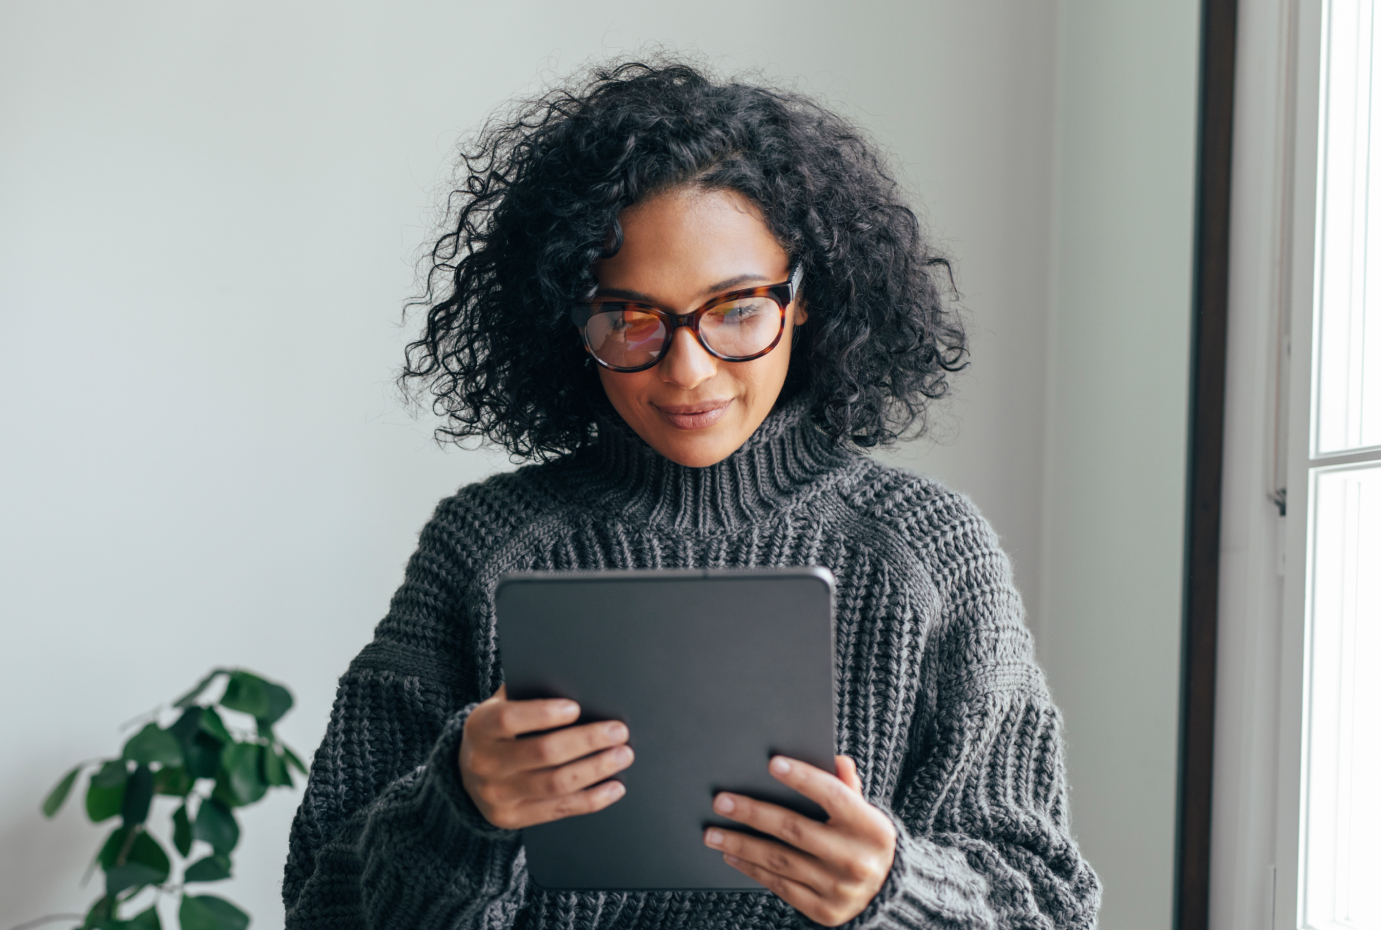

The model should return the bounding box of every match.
[703,755,897,927]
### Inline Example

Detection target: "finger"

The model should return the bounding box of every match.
[466,684,507,722]
[710,791,834,860]
[485,696,581,739]
[472,683,512,714]
[835,755,862,793]
[517,777,627,828]
[506,743,634,802]
[768,756,888,833]
[510,719,629,772]
[719,852,828,923]
[703,826,833,894]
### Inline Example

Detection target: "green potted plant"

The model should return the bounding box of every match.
[24,669,305,930]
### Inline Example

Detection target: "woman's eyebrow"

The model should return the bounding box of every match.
[593,273,773,304]
[699,273,772,296]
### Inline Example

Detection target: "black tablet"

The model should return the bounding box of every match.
[494,567,836,891]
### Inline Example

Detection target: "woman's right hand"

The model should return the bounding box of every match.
[459,684,633,830]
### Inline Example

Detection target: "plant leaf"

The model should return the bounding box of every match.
[198,708,234,746]
[218,743,267,807]
[183,852,232,883]
[92,760,130,788]
[127,904,162,930]
[92,901,162,930]
[173,803,193,857]
[184,732,223,779]
[170,707,214,776]
[262,746,292,787]
[86,769,126,823]
[43,765,82,817]
[105,830,170,897]
[97,825,132,869]
[173,669,228,708]
[219,672,270,719]
[260,680,293,726]
[281,745,308,775]
[179,895,249,930]
[120,765,154,825]
[154,765,192,797]
[82,894,114,929]
[170,705,201,740]
[193,798,239,854]
[123,723,183,767]
[129,831,170,872]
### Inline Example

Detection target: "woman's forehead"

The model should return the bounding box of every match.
[597,188,788,304]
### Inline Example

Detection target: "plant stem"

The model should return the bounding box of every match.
[115,823,142,866]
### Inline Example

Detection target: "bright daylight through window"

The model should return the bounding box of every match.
[1301,2,1381,928]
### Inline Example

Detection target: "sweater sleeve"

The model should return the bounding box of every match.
[282,493,527,930]
[830,481,1102,930]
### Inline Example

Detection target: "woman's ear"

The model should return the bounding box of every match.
[793,302,808,326]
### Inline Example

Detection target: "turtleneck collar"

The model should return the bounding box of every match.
[561,395,857,535]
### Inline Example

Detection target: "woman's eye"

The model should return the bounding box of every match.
[593,307,632,330]
[604,310,658,336]
[715,302,762,323]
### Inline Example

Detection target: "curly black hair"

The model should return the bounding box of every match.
[402,58,967,460]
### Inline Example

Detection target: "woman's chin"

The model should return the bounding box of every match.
[618,395,775,467]
[649,434,740,468]
[618,403,746,467]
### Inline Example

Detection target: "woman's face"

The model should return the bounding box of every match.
[593,187,805,468]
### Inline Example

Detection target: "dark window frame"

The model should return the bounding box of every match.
[1176,2,1238,929]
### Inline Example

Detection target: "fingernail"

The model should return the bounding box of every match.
[607,722,628,741]
[724,854,740,865]
[705,829,724,847]
[714,794,735,814]
[607,781,626,799]
[614,745,633,764]
[559,701,580,716]
[770,757,792,775]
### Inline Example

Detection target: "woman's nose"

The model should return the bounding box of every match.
[658,326,718,389]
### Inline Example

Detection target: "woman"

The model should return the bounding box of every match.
[283,60,1101,930]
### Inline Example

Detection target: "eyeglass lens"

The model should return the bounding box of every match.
[583,295,782,369]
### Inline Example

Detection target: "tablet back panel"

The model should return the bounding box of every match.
[494,568,836,891]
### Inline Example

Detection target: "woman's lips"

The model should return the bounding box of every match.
[653,400,732,430]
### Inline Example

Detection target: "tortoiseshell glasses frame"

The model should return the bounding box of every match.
[570,263,805,373]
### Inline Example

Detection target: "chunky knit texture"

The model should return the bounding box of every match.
[283,401,1102,930]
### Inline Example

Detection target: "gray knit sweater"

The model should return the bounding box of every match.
[282,400,1101,930]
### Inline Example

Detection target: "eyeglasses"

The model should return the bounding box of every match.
[570,264,804,373]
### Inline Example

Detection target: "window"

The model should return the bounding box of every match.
[1210,2,1381,929]
[1301,467,1381,930]
[1298,4,1381,927]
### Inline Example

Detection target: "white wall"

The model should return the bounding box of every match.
[0,3,1197,928]
[1036,5,1201,930]
[885,9,1202,930]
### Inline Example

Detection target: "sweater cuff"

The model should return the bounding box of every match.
[353,702,525,924]
[809,811,995,930]
[418,701,519,843]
